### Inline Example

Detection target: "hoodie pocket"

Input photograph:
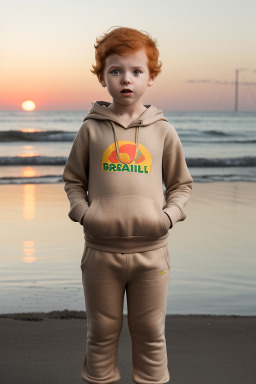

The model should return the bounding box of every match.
[163,246,171,270]
[80,246,90,271]
[83,194,169,239]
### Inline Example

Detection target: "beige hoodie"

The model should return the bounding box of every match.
[62,101,193,252]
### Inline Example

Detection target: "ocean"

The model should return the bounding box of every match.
[0,110,255,315]
[0,110,256,184]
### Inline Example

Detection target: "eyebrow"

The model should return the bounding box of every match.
[107,65,145,70]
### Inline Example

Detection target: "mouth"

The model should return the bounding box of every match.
[120,89,133,94]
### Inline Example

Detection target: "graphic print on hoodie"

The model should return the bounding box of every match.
[62,101,193,253]
[102,141,152,174]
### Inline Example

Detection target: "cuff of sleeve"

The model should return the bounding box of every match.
[163,212,172,228]
[163,204,186,227]
[68,203,89,224]
[80,214,86,225]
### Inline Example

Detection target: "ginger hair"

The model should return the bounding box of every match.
[91,26,162,81]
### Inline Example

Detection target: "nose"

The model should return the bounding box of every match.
[121,72,132,85]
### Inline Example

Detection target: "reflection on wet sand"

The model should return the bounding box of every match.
[22,183,35,219]
[22,240,35,263]
[22,183,36,263]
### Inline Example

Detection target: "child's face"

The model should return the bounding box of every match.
[100,48,155,109]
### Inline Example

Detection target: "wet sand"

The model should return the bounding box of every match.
[0,311,255,384]
[0,181,255,315]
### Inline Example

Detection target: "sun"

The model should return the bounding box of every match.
[22,100,36,111]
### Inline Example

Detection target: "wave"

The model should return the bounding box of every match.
[0,130,76,142]
[186,157,256,167]
[191,175,256,182]
[0,173,255,184]
[181,138,256,144]
[0,175,63,185]
[0,156,256,167]
[229,139,256,144]
[203,130,229,136]
[0,156,67,165]
[1,129,255,146]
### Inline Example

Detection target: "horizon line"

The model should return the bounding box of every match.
[0,109,256,113]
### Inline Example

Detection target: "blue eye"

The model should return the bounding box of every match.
[133,69,141,75]
[111,69,120,75]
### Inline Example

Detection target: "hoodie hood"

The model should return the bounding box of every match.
[83,101,168,128]
[83,101,169,165]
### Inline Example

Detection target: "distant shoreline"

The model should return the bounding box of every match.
[0,310,255,320]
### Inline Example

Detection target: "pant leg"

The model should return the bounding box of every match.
[126,245,171,384]
[81,246,126,384]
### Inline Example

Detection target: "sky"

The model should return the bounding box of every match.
[1,0,256,111]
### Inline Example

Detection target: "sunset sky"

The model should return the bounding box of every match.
[1,0,256,111]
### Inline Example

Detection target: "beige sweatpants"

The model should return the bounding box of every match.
[80,245,171,384]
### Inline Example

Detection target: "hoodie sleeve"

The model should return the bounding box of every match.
[62,124,90,223]
[162,124,193,227]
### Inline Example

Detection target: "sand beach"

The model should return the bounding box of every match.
[0,311,256,384]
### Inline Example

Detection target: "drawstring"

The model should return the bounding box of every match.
[110,121,140,165]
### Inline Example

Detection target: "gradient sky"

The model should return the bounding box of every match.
[1,0,256,111]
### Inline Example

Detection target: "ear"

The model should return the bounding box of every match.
[99,74,106,87]
[148,74,156,87]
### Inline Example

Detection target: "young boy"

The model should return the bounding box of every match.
[63,26,193,384]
